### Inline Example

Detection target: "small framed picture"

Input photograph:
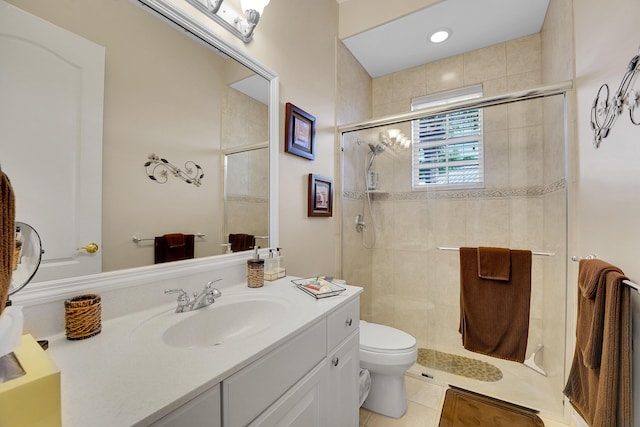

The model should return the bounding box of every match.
[308,174,333,217]
[285,103,316,160]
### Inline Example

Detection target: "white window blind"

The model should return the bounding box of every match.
[411,85,484,190]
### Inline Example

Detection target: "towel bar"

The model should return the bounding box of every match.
[132,233,205,243]
[437,246,555,257]
[571,255,640,294]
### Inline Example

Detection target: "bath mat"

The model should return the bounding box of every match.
[417,348,503,382]
[439,386,544,427]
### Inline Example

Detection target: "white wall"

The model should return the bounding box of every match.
[573,0,640,421]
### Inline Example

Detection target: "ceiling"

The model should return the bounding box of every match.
[341,0,550,78]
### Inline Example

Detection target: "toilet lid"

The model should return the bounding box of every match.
[360,321,416,352]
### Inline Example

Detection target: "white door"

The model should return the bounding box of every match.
[0,0,105,282]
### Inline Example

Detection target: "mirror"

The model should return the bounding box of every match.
[9,222,42,296]
[0,0,276,286]
[223,144,270,252]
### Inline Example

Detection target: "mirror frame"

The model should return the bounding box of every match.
[9,222,43,296]
[14,0,279,305]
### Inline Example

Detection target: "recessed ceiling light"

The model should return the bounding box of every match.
[429,28,451,44]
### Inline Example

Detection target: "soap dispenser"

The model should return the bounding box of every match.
[275,247,286,279]
[264,249,279,281]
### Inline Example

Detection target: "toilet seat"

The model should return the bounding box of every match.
[360,321,416,353]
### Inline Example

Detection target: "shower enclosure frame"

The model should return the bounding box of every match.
[338,80,573,422]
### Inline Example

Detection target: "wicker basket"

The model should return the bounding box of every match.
[247,259,264,288]
[64,294,102,340]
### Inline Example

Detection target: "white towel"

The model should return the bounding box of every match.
[0,306,23,358]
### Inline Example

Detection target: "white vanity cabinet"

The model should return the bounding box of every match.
[222,296,361,427]
[326,298,360,427]
[149,384,221,427]
[46,280,362,427]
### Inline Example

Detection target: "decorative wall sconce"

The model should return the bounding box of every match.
[590,47,639,148]
[144,154,204,187]
[185,0,270,43]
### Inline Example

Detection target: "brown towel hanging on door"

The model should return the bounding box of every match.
[154,233,194,264]
[0,170,16,315]
[563,259,632,427]
[459,247,532,362]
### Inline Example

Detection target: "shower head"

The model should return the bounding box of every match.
[366,145,382,172]
[362,129,411,173]
[368,142,386,155]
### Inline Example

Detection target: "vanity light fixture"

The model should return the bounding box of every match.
[185,0,270,43]
[429,28,451,44]
[590,46,640,148]
[144,154,204,187]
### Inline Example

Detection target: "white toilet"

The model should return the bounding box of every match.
[359,320,417,418]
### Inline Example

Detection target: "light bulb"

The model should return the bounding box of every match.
[386,128,401,139]
[430,28,451,44]
[241,0,270,15]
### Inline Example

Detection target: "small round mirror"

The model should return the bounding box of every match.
[9,222,43,296]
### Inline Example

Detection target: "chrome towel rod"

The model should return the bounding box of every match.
[437,246,555,257]
[571,255,640,294]
[132,233,205,243]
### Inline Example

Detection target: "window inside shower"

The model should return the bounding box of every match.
[411,85,484,190]
[340,89,568,422]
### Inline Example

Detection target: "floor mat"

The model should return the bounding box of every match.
[439,386,544,427]
[417,348,503,382]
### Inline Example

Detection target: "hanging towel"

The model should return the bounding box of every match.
[229,233,255,252]
[563,259,632,427]
[164,233,185,249]
[0,170,16,315]
[459,247,532,362]
[154,233,194,264]
[477,246,511,281]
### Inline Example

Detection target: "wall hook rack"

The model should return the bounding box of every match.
[144,153,204,187]
[590,47,640,148]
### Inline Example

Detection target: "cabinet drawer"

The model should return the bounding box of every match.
[222,319,327,427]
[149,384,221,427]
[327,297,359,351]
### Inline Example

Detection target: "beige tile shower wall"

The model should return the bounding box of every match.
[336,41,374,318]
[360,34,567,373]
[221,87,269,251]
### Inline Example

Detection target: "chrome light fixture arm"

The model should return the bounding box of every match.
[590,47,640,148]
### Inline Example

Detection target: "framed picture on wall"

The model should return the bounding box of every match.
[285,103,316,160]
[308,174,332,217]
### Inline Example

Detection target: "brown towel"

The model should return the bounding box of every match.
[563,259,632,427]
[477,246,511,281]
[164,233,185,249]
[0,170,16,315]
[154,234,194,264]
[229,233,255,252]
[459,247,532,362]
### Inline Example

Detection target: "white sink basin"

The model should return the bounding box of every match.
[131,293,290,349]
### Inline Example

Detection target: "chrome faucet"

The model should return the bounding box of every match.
[165,278,222,313]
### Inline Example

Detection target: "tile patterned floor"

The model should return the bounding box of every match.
[359,375,570,427]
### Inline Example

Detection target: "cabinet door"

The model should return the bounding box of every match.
[150,384,221,427]
[328,331,360,427]
[248,360,329,427]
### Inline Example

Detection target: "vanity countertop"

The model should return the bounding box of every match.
[43,277,362,427]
